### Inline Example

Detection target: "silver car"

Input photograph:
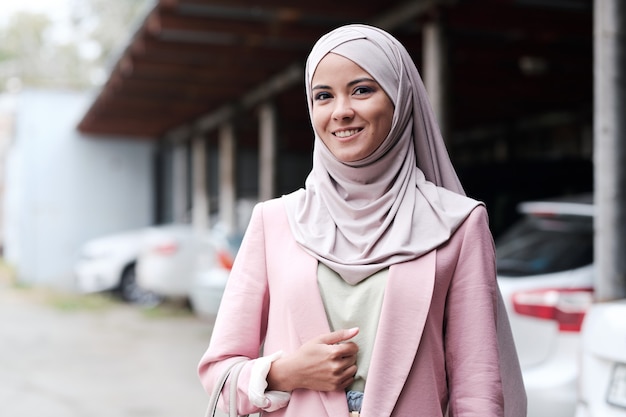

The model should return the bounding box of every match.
[496,194,594,417]
[576,299,626,417]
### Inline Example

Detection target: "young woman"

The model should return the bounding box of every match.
[198,24,526,417]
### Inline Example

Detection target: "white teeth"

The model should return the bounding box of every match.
[334,129,359,138]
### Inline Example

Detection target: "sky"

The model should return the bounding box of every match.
[0,0,73,26]
[0,0,101,60]
[0,0,77,47]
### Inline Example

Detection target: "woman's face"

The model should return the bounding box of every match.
[311,53,394,163]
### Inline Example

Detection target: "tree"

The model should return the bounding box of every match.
[70,0,152,68]
[0,0,152,92]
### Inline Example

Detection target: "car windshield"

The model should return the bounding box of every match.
[496,214,593,277]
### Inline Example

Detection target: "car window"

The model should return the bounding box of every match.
[496,215,593,277]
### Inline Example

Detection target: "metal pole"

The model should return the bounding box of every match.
[423,19,450,142]
[219,123,237,233]
[172,142,189,223]
[191,135,209,232]
[594,0,626,301]
[258,102,277,202]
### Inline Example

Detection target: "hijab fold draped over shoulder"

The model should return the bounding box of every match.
[283,24,481,285]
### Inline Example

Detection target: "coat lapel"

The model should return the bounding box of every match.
[284,248,351,417]
[281,231,437,417]
[285,249,331,344]
[361,250,437,417]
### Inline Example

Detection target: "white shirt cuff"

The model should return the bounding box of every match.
[247,350,291,412]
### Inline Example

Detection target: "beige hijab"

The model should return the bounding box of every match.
[283,24,481,285]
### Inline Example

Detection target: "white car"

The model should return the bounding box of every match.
[576,299,626,417]
[135,224,203,298]
[496,194,594,417]
[136,199,254,303]
[136,223,241,300]
[74,225,181,304]
[188,229,242,319]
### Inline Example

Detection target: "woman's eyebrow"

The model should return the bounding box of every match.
[312,77,376,91]
[348,77,376,86]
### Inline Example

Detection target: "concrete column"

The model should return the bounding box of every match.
[423,19,450,141]
[258,102,277,202]
[172,142,189,223]
[594,0,626,300]
[191,135,209,232]
[219,123,237,233]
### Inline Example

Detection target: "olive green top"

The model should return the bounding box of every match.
[317,262,388,392]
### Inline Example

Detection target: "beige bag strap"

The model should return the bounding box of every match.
[205,358,248,417]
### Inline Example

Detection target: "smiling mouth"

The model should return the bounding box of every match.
[333,128,362,138]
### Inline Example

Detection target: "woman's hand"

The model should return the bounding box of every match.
[266,327,359,392]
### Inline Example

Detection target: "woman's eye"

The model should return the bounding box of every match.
[314,92,332,101]
[354,86,374,95]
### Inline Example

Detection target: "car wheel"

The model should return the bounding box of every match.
[118,264,162,306]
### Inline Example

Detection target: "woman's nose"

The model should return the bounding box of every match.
[332,97,354,120]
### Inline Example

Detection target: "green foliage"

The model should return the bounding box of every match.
[0,258,17,286]
[140,299,194,319]
[48,292,119,312]
[0,0,153,92]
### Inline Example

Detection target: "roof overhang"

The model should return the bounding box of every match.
[77,0,592,145]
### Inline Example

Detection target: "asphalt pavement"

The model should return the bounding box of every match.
[0,272,220,417]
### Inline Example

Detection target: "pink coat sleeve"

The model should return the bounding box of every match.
[197,202,271,415]
[444,206,526,416]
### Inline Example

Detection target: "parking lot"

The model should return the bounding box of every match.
[0,272,217,417]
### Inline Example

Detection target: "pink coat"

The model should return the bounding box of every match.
[198,198,526,416]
